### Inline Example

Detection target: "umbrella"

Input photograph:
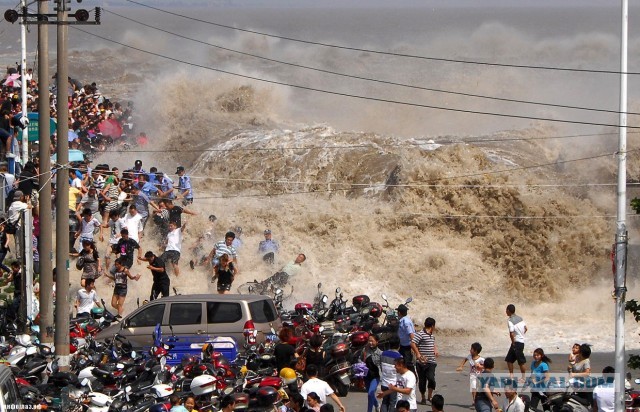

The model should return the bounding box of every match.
[3,73,21,88]
[98,119,123,138]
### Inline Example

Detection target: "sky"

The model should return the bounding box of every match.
[0,0,617,8]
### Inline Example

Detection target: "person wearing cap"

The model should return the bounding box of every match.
[396,304,418,372]
[175,166,193,205]
[258,229,280,265]
[7,189,30,224]
[132,160,146,184]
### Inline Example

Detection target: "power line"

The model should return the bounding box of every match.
[103,8,639,117]
[124,0,640,77]
[73,27,640,130]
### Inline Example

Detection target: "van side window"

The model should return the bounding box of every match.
[207,302,242,323]
[0,374,20,406]
[128,304,165,327]
[170,303,202,325]
[249,299,277,323]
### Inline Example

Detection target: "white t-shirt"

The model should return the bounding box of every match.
[79,218,101,240]
[71,177,83,189]
[395,370,417,409]
[502,395,526,412]
[76,288,99,314]
[593,384,615,412]
[8,200,28,223]
[300,377,334,404]
[508,315,527,343]
[166,227,182,253]
[122,213,143,242]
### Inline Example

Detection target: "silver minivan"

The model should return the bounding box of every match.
[95,294,281,358]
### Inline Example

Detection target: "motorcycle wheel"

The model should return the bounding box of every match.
[333,378,350,397]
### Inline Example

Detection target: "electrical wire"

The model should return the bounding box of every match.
[124,0,640,77]
[73,27,640,130]
[103,8,639,117]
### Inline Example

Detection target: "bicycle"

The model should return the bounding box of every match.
[237,271,294,299]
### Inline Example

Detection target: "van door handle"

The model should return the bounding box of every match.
[196,330,206,335]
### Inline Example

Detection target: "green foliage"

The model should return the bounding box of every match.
[4,286,14,294]
[632,198,640,214]
[627,299,640,368]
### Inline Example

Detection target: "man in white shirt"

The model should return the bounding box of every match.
[160,221,184,277]
[75,278,102,316]
[501,383,525,412]
[122,204,143,243]
[378,357,417,411]
[505,304,528,380]
[300,364,346,412]
[7,190,30,224]
[593,366,615,412]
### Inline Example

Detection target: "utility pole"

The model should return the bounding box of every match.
[19,0,28,167]
[3,0,100,371]
[615,1,628,411]
[54,0,70,372]
[38,0,53,349]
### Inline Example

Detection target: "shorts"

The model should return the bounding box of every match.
[470,375,479,391]
[505,341,526,365]
[113,285,128,297]
[217,282,232,292]
[161,250,180,264]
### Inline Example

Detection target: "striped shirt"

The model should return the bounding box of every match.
[412,330,436,364]
[213,240,237,260]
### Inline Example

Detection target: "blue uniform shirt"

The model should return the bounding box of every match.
[398,316,415,346]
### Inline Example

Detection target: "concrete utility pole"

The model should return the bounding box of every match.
[54,0,70,372]
[614,1,629,411]
[38,0,53,348]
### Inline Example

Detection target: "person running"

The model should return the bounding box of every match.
[529,347,552,411]
[413,317,438,405]
[111,228,142,270]
[161,221,184,277]
[77,239,103,287]
[74,278,102,317]
[300,364,346,412]
[456,342,484,403]
[209,231,238,267]
[505,304,527,380]
[138,251,171,301]
[102,210,123,270]
[105,257,140,318]
[211,253,236,294]
[121,204,144,243]
[165,197,196,228]
[76,207,103,244]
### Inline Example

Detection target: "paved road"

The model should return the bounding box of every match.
[329,353,616,412]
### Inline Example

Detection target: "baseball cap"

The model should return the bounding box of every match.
[264,229,271,235]
[176,166,185,173]
[397,304,409,313]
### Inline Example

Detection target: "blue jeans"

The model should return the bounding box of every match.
[0,250,10,272]
[366,378,379,412]
[380,385,397,412]
[475,398,493,412]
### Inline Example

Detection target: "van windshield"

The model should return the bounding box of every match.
[249,299,277,323]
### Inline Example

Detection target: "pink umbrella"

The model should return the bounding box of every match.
[3,73,21,88]
[98,118,123,138]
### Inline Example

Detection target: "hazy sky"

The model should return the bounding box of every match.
[0,0,617,7]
